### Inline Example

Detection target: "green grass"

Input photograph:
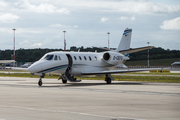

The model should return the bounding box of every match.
[0,73,59,79]
[0,73,179,83]
[124,72,180,75]
[114,76,180,83]
[125,58,180,66]
[77,75,180,83]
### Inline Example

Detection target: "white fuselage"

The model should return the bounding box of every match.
[28,51,128,76]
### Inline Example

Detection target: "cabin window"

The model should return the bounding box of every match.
[44,54,54,60]
[94,56,97,61]
[84,56,87,60]
[79,56,82,60]
[58,56,61,60]
[74,56,77,60]
[54,55,58,60]
[89,56,92,61]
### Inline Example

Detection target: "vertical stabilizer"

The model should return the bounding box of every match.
[116,28,132,51]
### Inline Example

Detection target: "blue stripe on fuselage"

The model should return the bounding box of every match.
[37,64,68,73]
[36,63,115,74]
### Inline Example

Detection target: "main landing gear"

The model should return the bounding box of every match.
[58,75,68,84]
[62,78,67,84]
[105,74,114,84]
[38,74,45,86]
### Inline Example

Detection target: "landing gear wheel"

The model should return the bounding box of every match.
[38,79,42,86]
[106,77,111,84]
[62,79,67,84]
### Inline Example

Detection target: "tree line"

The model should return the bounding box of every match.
[0,47,179,63]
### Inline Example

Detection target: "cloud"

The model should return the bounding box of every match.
[118,16,136,21]
[119,16,129,20]
[160,17,180,30]
[73,25,78,28]
[64,0,180,15]
[19,40,29,45]
[50,24,78,28]
[130,16,136,21]
[0,13,19,23]
[32,43,42,47]
[100,17,109,22]
[0,1,7,8]
[15,0,70,14]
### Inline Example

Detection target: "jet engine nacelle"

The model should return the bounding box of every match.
[102,52,124,65]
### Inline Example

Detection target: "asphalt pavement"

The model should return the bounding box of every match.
[0,77,180,120]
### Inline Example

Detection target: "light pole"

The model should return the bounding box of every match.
[63,30,66,51]
[147,42,150,67]
[12,28,16,66]
[107,32,110,49]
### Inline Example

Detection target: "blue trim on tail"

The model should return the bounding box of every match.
[123,31,132,35]
[125,53,129,57]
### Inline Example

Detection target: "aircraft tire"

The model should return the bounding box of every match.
[106,77,111,84]
[62,79,67,84]
[38,79,42,86]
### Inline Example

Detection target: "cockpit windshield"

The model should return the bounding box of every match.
[44,54,54,60]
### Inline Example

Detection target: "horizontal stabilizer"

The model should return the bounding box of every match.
[119,46,154,54]
[82,68,160,75]
[92,46,111,51]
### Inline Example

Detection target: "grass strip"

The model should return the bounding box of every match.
[77,75,180,83]
[0,73,179,83]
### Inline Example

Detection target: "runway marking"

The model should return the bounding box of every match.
[0,105,144,120]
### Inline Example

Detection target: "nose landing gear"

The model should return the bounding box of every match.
[38,78,42,86]
[38,74,45,86]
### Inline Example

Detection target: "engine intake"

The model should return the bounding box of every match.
[102,52,124,65]
[103,52,110,61]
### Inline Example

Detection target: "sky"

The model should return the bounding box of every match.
[0,0,180,50]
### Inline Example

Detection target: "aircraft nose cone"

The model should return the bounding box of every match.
[28,65,35,73]
[28,61,43,73]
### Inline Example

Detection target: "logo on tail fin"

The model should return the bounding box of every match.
[123,29,132,35]
[125,53,129,57]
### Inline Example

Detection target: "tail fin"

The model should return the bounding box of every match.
[116,28,132,51]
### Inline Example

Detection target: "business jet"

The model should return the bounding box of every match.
[27,28,158,86]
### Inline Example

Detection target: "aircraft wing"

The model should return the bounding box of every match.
[0,60,15,63]
[116,64,128,68]
[81,68,160,75]
[119,46,154,54]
